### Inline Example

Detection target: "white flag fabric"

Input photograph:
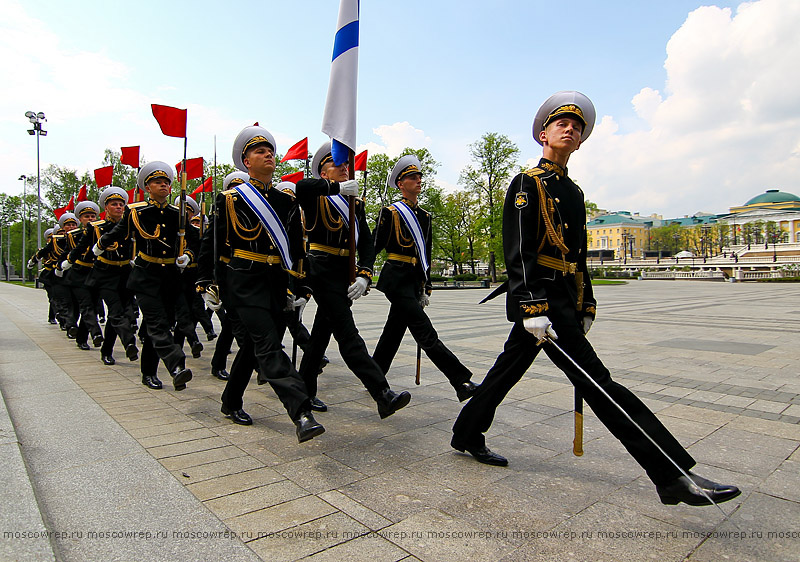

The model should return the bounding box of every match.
[321,0,359,166]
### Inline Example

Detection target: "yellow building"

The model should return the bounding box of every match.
[586,212,651,258]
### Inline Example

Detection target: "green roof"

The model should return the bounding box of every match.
[744,190,800,206]
[587,213,651,227]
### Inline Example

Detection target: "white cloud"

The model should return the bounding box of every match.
[368,122,431,156]
[573,0,800,217]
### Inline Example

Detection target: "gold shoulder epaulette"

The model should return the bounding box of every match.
[222,189,237,195]
[129,201,147,209]
[524,168,545,177]
[90,219,106,226]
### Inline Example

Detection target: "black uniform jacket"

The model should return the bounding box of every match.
[373,198,433,297]
[295,178,375,284]
[98,199,199,297]
[201,177,305,311]
[36,234,66,273]
[57,227,93,288]
[69,218,132,289]
[503,158,596,324]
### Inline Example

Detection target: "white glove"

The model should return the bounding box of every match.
[60,260,72,271]
[176,254,190,270]
[27,258,37,269]
[347,277,369,301]
[293,297,307,309]
[582,316,593,335]
[129,259,136,267]
[419,293,430,309]
[523,316,558,341]
[339,179,359,197]
[202,292,222,312]
[55,268,64,277]
[92,243,103,256]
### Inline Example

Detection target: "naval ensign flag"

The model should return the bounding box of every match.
[321,0,359,166]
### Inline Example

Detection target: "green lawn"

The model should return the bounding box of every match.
[591,279,628,285]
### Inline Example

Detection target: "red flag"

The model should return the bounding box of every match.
[151,104,187,138]
[281,171,304,183]
[99,211,106,220]
[65,195,75,211]
[54,206,68,220]
[94,166,113,188]
[126,188,145,203]
[121,146,140,168]
[354,149,368,172]
[280,137,308,162]
[77,184,89,202]
[176,157,204,180]
[190,177,213,196]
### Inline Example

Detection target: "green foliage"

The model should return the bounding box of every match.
[458,132,519,280]
[453,272,479,281]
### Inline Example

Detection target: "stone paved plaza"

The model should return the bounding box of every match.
[1,279,799,561]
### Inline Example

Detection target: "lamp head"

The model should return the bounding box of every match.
[24,111,35,118]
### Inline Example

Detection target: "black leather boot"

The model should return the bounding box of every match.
[294,411,325,443]
[374,388,411,419]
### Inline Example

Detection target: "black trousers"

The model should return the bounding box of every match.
[68,285,102,339]
[452,319,695,486]
[136,291,185,374]
[99,286,136,353]
[210,308,234,371]
[298,281,389,399]
[222,304,309,419]
[373,291,472,387]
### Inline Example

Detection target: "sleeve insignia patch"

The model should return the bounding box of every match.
[515,192,528,209]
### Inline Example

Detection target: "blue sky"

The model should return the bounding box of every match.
[3,0,798,218]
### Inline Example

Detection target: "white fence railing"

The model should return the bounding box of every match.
[641,270,726,280]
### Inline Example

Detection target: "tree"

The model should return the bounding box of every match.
[459,133,519,281]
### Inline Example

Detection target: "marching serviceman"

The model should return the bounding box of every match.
[46,214,79,330]
[196,125,324,442]
[451,91,740,507]
[58,200,104,350]
[171,194,205,359]
[372,155,479,401]
[69,186,139,365]
[199,171,249,382]
[95,161,196,390]
[28,227,57,324]
[294,142,411,417]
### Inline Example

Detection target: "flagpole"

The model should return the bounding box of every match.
[199,171,206,236]
[348,149,356,283]
[212,135,218,274]
[178,137,188,256]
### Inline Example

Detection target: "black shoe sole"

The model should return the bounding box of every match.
[658,489,741,506]
[378,392,411,419]
[126,346,139,361]
[102,357,115,365]
[173,369,193,388]
[297,425,325,443]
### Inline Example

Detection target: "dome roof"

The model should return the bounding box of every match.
[744,189,800,206]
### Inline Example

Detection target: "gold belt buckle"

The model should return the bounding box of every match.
[567,262,577,274]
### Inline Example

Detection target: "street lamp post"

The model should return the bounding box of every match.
[18,175,27,283]
[25,110,46,287]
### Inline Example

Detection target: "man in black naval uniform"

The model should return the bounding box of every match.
[43,215,78,330]
[196,126,323,442]
[198,171,250,383]
[94,161,196,391]
[28,227,58,324]
[58,201,104,350]
[372,155,478,401]
[69,186,139,365]
[452,91,740,507]
[295,142,411,418]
